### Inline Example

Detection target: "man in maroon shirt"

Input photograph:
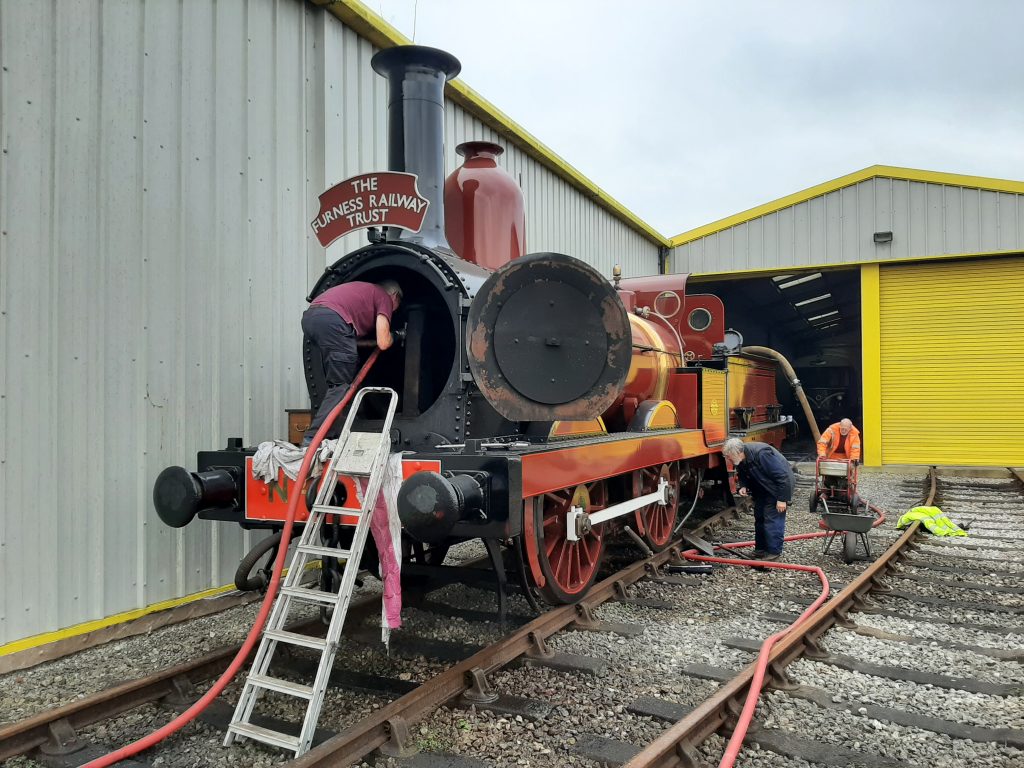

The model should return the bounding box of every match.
[300,279,402,445]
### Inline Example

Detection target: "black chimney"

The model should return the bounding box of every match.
[371,45,461,249]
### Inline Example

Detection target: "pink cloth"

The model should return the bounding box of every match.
[370,486,402,630]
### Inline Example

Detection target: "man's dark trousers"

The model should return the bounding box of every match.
[753,496,786,554]
[301,306,358,444]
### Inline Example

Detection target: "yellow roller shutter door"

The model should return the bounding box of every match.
[878,256,1024,465]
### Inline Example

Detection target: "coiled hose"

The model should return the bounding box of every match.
[85,349,381,768]
[234,531,283,592]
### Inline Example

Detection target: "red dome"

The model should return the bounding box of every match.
[444,141,526,269]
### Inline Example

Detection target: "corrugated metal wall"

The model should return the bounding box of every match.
[672,177,1024,274]
[0,0,659,645]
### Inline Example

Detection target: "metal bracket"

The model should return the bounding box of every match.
[722,697,744,730]
[870,574,893,593]
[803,633,829,659]
[675,740,708,768]
[39,719,85,756]
[833,605,856,629]
[378,716,418,758]
[613,580,631,602]
[850,590,875,612]
[573,602,601,630]
[163,674,196,707]
[461,667,499,705]
[526,631,555,660]
[766,661,798,690]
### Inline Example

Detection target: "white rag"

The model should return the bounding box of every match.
[251,439,338,483]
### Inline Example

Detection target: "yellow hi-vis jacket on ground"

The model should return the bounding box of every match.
[896,506,967,536]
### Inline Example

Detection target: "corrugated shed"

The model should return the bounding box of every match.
[0,0,324,645]
[0,0,658,645]
[672,176,1024,274]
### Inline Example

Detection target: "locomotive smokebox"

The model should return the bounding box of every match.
[466,252,632,421]
[371,45,461,249]
[397,471,485,543]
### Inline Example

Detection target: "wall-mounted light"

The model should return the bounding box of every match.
[873,231,893,244]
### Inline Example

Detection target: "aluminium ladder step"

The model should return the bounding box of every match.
[227,722,300,752]
[297,543,352,559]
[311,505,363,518]
[263,628,328,650]
[280,585,341,605]
[247,673,315,699]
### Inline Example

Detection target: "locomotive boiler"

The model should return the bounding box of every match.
[153,45,790,608]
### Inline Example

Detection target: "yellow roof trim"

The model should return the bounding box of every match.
[671,165,1024,247]
[314,0,670,246]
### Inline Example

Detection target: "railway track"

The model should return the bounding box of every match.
[625,467,1024,768]
[0,506,749,767]
[4,470,1022,768]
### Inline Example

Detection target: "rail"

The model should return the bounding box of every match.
[623,468,936,768]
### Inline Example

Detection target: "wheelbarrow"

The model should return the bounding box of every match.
[820,498,875,563]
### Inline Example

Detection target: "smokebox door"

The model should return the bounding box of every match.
[466,252,630,422]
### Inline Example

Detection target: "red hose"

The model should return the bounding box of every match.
[85,350,381,768]
[685,501,887,768]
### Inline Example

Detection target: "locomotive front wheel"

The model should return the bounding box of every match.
[530,480,608,604]
[635,463,680,550]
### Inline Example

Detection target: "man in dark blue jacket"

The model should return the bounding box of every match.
[722,438,794,560]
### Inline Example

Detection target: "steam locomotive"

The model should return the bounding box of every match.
[153,45,790,607]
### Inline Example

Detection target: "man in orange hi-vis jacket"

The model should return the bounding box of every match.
[816,418,862,462]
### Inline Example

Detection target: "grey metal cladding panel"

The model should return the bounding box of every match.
[808,195,826,265]
[837,185,857,264]
[321,22,388,264]
[793,198,810,264]
[856,181,875,262]
[944,186,963,254]
[925,183,944,256]
[777,207,794,267]
[891,179,910,260]
[824,191,842,265]
[871,178,893,262]
[747,218,763,269]
[979,190,1000,252]
[961,186,981,254]
[762,213,778,268]
[998,192,1020,250]
[3,0,62,640]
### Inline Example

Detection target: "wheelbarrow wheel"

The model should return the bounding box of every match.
[842,531,858,563]
[809,490,822,516]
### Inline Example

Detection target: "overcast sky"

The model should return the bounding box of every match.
[372,0,1024,237]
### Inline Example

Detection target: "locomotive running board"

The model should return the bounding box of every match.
[225,387,399,757]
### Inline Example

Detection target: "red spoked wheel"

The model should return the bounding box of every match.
[530,480,608,605]
[634,463,680,551]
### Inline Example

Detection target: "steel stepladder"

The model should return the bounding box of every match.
[225,386,398,755]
